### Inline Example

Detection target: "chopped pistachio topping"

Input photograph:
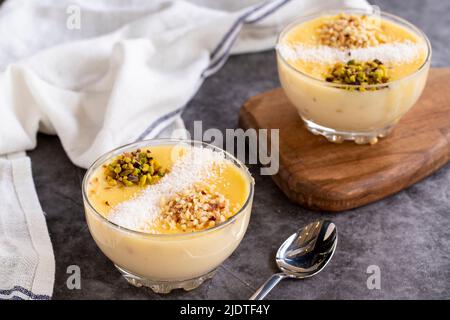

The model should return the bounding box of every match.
[318,13,386,49]
[104,149,166,187]
[325,59,390,91]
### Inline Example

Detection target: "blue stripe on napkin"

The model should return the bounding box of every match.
[0,286,51,300]
[138,0,291,140]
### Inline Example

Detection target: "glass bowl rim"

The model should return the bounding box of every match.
[276,7,432,89]
[82,138,255,239]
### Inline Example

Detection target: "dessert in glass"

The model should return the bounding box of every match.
[82,139,254,293]
[276,7,431,144]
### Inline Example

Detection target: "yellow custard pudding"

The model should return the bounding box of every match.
[82,139,254,293]
[277,8,431,144]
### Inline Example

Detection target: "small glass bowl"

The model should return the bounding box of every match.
[82,139,254,293]
[276,7,431,144]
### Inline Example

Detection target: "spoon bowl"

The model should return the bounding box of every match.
[250,220,337,300]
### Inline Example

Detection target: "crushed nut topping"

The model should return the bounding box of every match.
[104,149,166,187]
[157,184,236,232]
[318,13,386,49]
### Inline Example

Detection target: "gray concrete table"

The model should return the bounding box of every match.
[28,0,450,299]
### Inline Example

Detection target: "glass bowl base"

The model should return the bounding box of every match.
[115,264,217,294]
[302,118,395,144]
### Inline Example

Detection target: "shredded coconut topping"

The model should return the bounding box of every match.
[108,146,226,232]
[277,41,424,64]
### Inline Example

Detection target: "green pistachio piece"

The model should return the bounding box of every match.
[103,148,167,187]
[127,175,138,183]
[325,59,390,91]
[124,180,134,187]
[139,175,147,187]
[120,169,133,177]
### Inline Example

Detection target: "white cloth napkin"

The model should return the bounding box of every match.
[0,153,54,300]
[0,0,369,299]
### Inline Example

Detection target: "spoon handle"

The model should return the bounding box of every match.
[249,273,286,300]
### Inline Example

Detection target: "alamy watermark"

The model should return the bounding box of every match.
[366,265,381,290]
[171,121,280,176]
[66,5,81,30]
[66,265,81,290]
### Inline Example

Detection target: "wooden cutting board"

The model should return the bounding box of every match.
[239,68,450,212]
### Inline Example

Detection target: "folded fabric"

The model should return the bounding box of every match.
[0,152,54,300]
[0,0,369,299]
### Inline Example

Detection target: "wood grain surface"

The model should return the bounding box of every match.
[239,68,450,211]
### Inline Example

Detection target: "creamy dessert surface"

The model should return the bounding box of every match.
[276,11,430,144]
[87,145,249,235]
[278,13,427,83]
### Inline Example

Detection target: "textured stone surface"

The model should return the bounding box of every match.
[27,0,450,299]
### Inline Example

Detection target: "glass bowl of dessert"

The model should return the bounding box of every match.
[82,139,254,293]
[276,6,431,144]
